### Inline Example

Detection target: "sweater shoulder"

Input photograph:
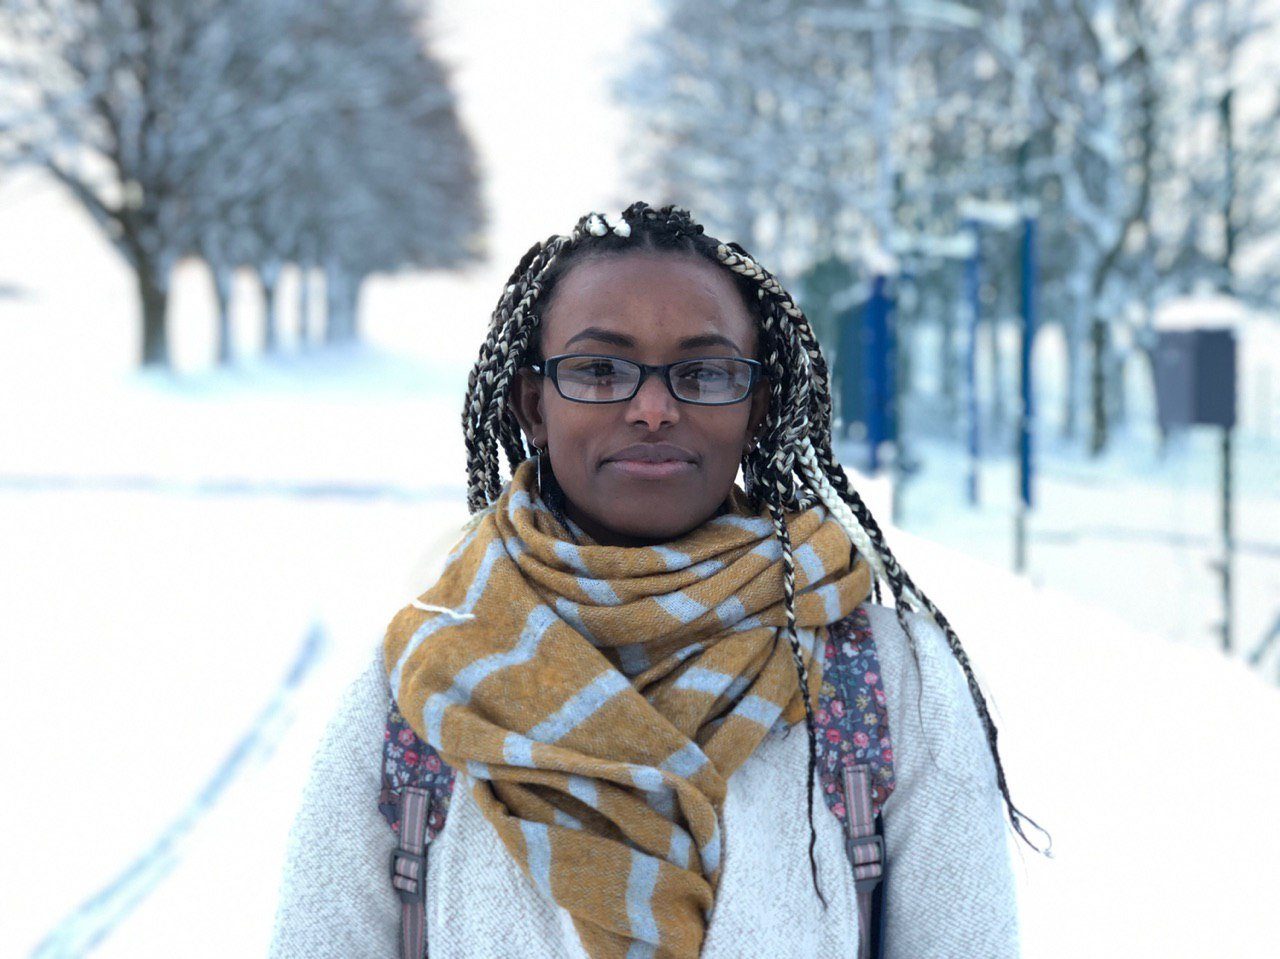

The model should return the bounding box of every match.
[860,601,997,784]
[267,642,397,958]
[858,601,969,709]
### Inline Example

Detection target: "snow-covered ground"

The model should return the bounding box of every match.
[3,345,1277,958]
[4,0,1280,955]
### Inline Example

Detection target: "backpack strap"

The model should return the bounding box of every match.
[379,700,458,959]
[842,764,886,959]
[815,602,895,959]
[389,786,431,959]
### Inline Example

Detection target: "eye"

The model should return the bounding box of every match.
[675,361,732,383]
[561,356,628,379]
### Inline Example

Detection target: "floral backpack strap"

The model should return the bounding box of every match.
[815,602,896,959]
[378,698,457,959]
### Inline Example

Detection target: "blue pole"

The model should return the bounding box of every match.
[963,219,981,506]
[1015,213,1037,572]
[863,274,889,473]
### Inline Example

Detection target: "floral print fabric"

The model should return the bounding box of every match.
[379,602,894,837]
[813,603,896,823]
[378,699,456,840]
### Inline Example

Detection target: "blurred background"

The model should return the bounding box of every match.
[2,0,1277,956]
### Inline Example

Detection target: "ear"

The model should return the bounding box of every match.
[743,377,769,453]
[509,367,549,450]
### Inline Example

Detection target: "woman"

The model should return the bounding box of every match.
[269,203,1045,959]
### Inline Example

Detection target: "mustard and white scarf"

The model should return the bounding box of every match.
[384,459,872,958]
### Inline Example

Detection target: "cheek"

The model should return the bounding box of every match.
[694,410,754,467]
[543,398,604,457]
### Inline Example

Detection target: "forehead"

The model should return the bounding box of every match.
[539,251,758,354]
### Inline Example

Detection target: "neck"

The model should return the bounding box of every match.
[550,481,731,548]
[562,498,683,548]
[537,456,731,546]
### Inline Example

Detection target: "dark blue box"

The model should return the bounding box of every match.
[1153,329,1237,430]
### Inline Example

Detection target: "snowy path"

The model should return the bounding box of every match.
[884,431,1280,668]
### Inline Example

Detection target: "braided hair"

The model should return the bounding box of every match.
[461,202,1051,907]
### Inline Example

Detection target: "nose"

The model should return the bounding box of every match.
[625,370,680,432]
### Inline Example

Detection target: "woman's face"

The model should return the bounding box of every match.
[511,251,769,546]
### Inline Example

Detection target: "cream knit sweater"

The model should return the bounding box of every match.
[268,604,1020,958]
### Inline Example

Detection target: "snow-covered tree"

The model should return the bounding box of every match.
[294,0,484,346]
[0,0,251,367]
[1,0,484,369]
[619,0,1251,455]
[618,0,889,275]
[1146,0,1280,304]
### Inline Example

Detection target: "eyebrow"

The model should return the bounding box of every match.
[562,326,746,354]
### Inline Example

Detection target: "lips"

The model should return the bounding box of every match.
[602,443,698,480]
[603,443,698,465]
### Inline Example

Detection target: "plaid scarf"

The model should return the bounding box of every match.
[384,459,872,958]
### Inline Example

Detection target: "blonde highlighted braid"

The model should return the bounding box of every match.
[460,202,1051,907]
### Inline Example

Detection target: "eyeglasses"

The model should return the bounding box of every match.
[529,353,763,405]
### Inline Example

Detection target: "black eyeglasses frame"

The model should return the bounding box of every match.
[528,352,764,406]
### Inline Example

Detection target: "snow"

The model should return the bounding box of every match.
[957,197,1025,229]
[859,236,902,278]
[1155,292,1256,330]
[2,342,1277,957]
[3,1,1280,956]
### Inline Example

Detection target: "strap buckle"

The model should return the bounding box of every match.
[845,832,885,893]
[389,848,428,903]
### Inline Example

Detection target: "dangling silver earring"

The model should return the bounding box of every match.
[533,443,545,494]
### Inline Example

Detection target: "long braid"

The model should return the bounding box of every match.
[764,490,830,910]
[803,441,1050,850]
[719,239,1052,855]
[464,232,581,508]
[458,203,1051,914]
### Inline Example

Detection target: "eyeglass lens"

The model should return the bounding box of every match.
[555,355,753,403]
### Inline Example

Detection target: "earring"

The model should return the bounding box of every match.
[533,443,545,493]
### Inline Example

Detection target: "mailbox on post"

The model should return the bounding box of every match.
[1151,317,1239,654]
[1153,328,1237,431]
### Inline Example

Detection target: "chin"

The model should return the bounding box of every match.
[597,507,708,543]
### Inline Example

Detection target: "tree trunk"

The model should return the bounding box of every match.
[1137,343,1170,454]
[941,298,957,424]
[987,314,1005,437]
[258,262,282,353]
[1062,278,1089,442]
[1089,316,1109,456]
[322,263,362,343]
[297,265,311,349]
[323,262,341,344]
[212,264,234,366]
[137,264,171,369]
[1110,351,1127,430]
[344,275,362,341]
[262,281,279,353]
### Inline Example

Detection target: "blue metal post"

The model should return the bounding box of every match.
[863,274,890,473]
[1015,213,1037,572]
